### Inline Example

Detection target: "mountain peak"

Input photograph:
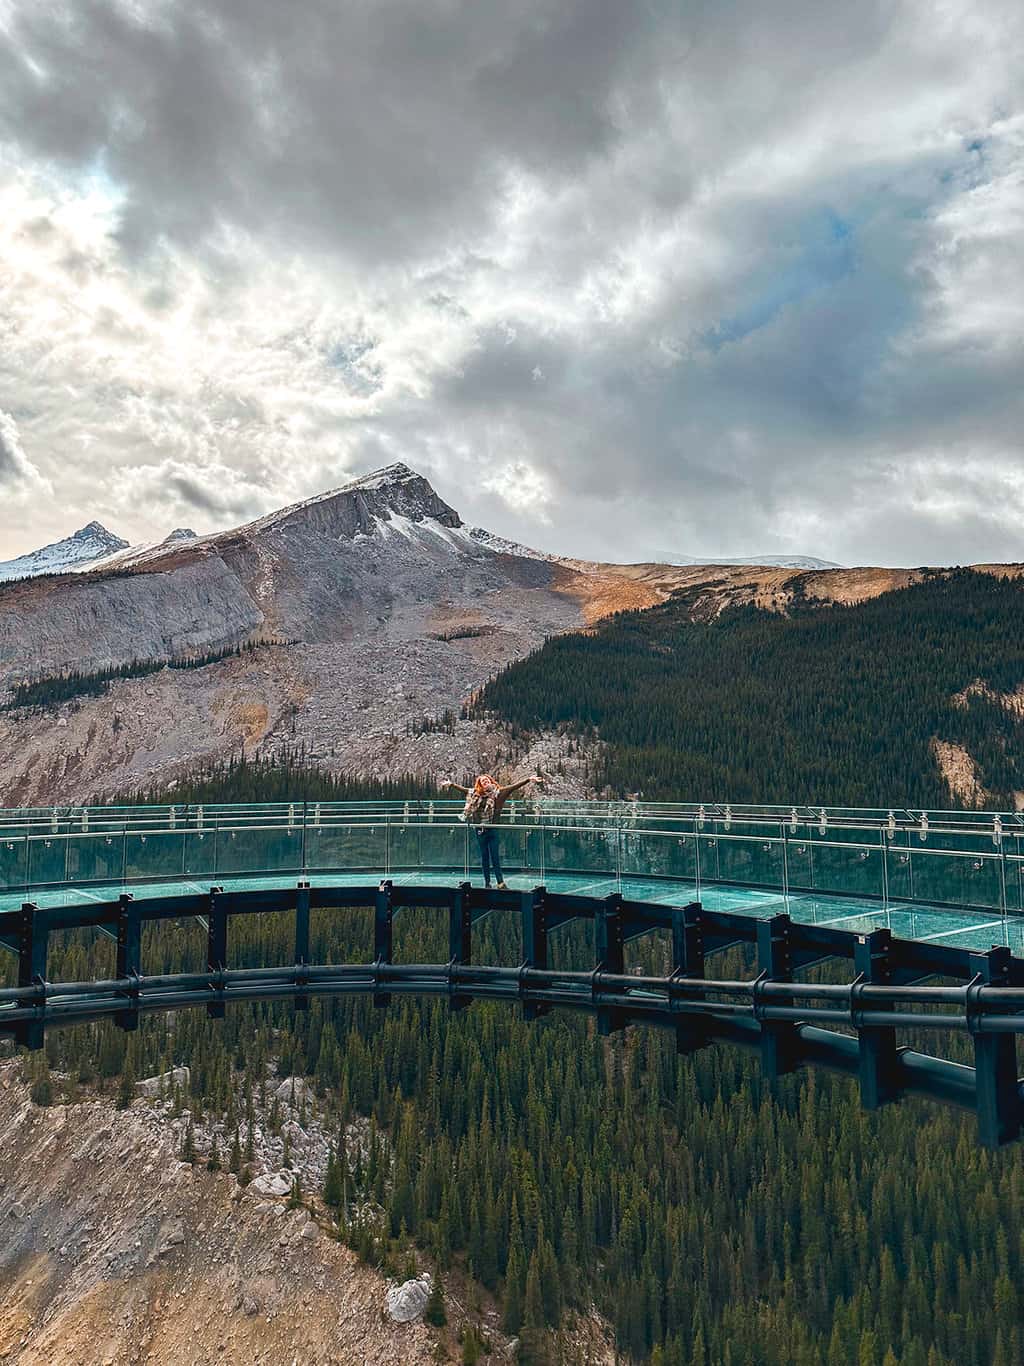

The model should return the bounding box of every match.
[344,461,419,491]
[74,520,127,547]
[0,521,130,582]
[244,462,462,541]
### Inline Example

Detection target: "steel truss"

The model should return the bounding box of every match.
[3,881,1024,1147]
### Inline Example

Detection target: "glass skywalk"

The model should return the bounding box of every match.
[1,798,1023,955]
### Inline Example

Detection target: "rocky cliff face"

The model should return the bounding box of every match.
[0,1060,470,1366]
[0,463,599,801]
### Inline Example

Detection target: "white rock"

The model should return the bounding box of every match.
[273,1078,310,1108]
[250,1170,294,1198]
[136,1067,190,1098]
[385,1275,431,1324]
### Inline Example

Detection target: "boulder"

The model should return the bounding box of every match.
[250,1170,294,1198]
[135,1067,190,1099]
[155,1218,186,1256]
[273,1077,310,1108]
[386,1275,431,1324]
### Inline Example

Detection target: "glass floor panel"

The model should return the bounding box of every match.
[0,869,1020,956]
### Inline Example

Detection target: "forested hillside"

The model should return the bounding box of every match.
[478,569,1024,808]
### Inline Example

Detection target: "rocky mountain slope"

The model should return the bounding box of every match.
[0,462,1020,806]
[0,1059,496,1366]
[0,523,129,583]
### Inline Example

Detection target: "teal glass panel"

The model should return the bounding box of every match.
[785,839,814,889]
[0,836,27,892]
[388,823,421,870]
[215,825,304,876]
[909,848,1003,910]
[124,832,187,882]
[884,844,914,901]
[419,825,467,870]
[1006,839,1024,913]
[26,836,68,886]
[621,832,695,880]
[66,833,124,884]
[695,836,721,882]
[306,823,386,871]
[183,831,217,879]
[544,827,617,876]
[717,835,785,887]
[809,842,885,898]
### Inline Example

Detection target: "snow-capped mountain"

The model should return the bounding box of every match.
[653,552,841,570]
[0,521,130,582]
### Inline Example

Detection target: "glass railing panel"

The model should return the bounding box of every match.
[305,823,386,872]
[621,830,696,881]
[696,835,722,882]
[0,835,27,892]
[716,833,786,888]
[807,840,886,898]
[124,831,187,882]
[25,835,69,887]
[212,825,304,878]
[543,826,617,876]
[907,847,1004,910]
[65,832,125,885]
[1005,837,1024,913]
[387,822,421,871]
[420,824,467,869]
[183,830,217,879]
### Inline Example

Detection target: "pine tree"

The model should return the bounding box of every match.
[425,1274,447,1328]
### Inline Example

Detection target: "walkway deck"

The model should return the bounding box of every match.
[3,869,1022,956]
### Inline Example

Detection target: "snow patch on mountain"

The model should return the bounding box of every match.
[0,521,130,582]
[654,552,842,570]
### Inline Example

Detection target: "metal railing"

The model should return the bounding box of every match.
[1,798,1022,916]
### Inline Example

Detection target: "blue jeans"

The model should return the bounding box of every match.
[475,827,503,885]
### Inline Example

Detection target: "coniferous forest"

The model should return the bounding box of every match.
[479,569,1024,807]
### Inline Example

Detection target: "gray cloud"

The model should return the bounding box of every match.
[0,0,1022,565]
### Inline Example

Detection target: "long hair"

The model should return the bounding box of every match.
[463,773,499,823]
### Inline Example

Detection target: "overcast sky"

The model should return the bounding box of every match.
[0,0,1022,567]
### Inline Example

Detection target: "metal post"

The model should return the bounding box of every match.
[968,946,1021,1148]
[755,914,799,1079]
[115,892,141,1032]
[374,880,393,1009]
[521,887,549,1021]
[294,880,311,1011]
[206,885,226,1019]
[16,901,47,1051]
[595,893,626,1036]
[671,902,706,1054]
[448,881,472,1012]
[852,929,898,1109]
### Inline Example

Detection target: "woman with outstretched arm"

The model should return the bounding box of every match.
[441,772,545,889]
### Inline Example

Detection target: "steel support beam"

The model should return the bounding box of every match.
[294,880,311,1012]
[756,914,799,1079]
[969,946,1021,1148]
[206,885,226,1020]
[115,893,141,1032]
[852,929,899,1110]
[374,880,393,1009]
[595,893,626,1036]
[16,902,47,1051]
[521,886,549,1021]
[448,881,472,1012]
[671,902,706,1054]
